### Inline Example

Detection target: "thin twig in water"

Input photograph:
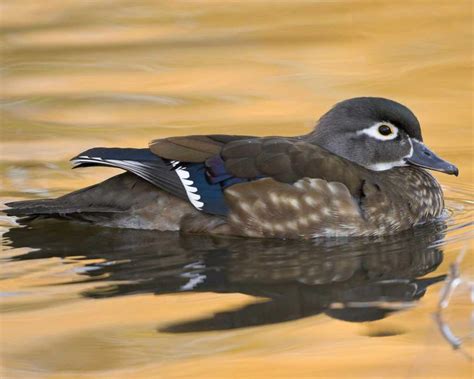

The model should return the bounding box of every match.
[433,246,473,360]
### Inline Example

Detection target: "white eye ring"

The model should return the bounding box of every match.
[357,122,399,141]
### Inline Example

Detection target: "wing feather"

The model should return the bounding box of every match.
[149,135,255,163]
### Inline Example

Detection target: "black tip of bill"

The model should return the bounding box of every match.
[407,140,459,176]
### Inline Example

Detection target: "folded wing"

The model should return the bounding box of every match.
[65,135,371,219]
[151,135,368,196]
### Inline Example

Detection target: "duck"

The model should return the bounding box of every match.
[6,97,458,238]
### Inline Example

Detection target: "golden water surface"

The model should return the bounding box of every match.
[1,1,473,378]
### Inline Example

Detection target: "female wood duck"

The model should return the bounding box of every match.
[6,97,458,238]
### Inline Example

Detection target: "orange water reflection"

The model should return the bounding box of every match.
[1,1,473,378]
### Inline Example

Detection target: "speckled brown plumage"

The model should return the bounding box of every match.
[222,167,443,238]
[6,97,454,239]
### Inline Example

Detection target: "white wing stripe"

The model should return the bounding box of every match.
[171,161,204,210]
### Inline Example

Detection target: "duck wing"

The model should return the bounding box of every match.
[150,135,368,196]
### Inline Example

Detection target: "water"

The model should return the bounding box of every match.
[1,1,473,378]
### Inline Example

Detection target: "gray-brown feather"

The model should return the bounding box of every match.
[222,139,368,191]
[6,173,217,232]
[149,134,254,162]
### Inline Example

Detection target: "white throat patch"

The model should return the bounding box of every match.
[366,161,407,171]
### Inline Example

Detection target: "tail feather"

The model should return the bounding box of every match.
[4,198,119,217]
[71,147,187,200]
[3,147,225,223]
[4,173,155,222]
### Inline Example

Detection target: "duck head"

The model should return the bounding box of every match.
[311,97,458,176]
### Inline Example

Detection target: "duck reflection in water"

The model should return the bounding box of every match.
[4,220,447,333]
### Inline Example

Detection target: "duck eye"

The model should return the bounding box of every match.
[378,124,393,136]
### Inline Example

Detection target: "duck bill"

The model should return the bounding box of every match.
[407,140,458,176]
